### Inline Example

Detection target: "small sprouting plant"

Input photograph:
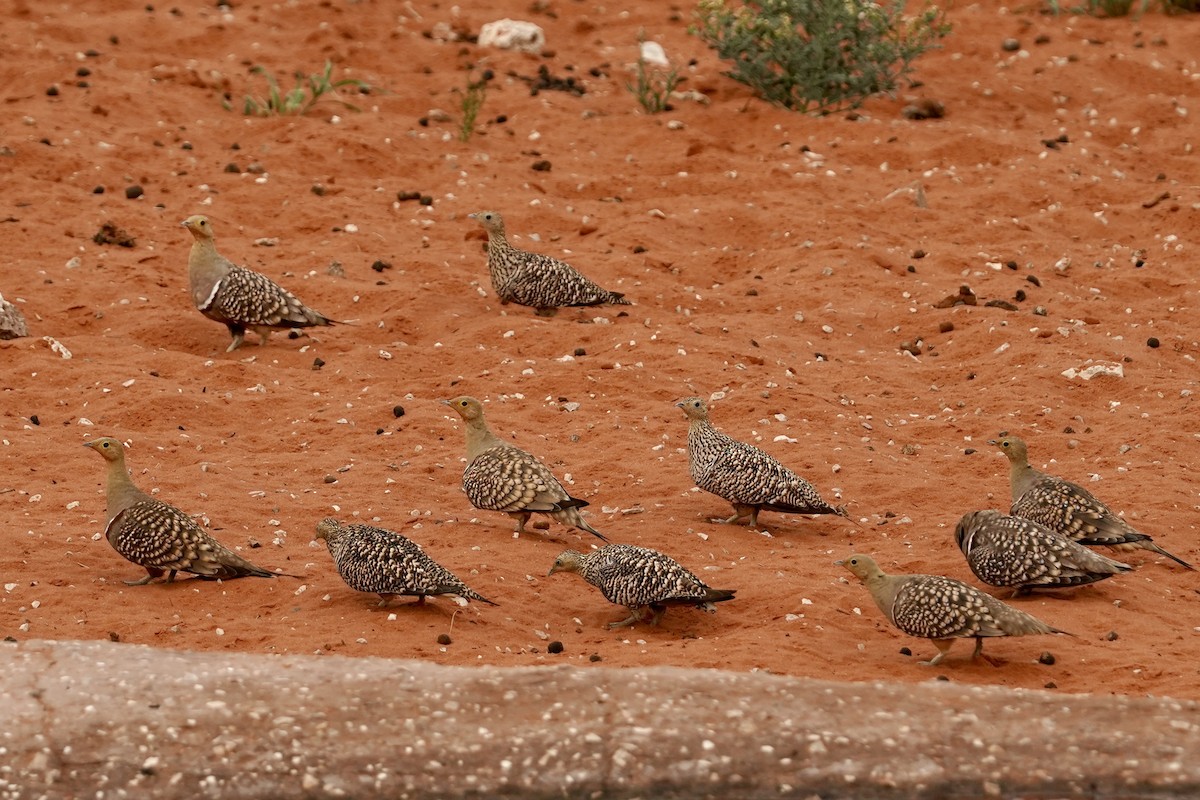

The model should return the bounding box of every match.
[455,69,493,142]
[239,60,369,116]
[627,31,684,113]
[692,0,950,114]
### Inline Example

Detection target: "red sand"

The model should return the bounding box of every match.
[2,0,1198,699]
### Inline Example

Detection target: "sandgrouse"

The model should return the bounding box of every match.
[991,435,1193,569]
[955,509,1131,595]
[676,396,848,529]
[548,544,735,629]
[469,210,631,315]
[315,518,495,607]
[84,437,281,584]
[839,553,1067,666]
[182,214,336,352]
[444,396,608,541]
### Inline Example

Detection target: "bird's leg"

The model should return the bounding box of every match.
[722,504,752,525]
[165,570,178,583]
[512,511,532,536]
[257,328,271,346]
[607,607,646,629]
[648,604,667,626]
[920,639,955,666]
[124,567,164,586]
[972,637,1003,667]
[534,307,558,317]
[376,593,397,607]
[225,333,245,352]
[747,507,761,529]
[415,595,427,606]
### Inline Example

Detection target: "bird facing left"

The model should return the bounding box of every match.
[83,437,290,584]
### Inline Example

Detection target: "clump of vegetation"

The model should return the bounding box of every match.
[692,0,950,114]
[455,69,493,142]
[238,61,370,116]
[627,31,683,113]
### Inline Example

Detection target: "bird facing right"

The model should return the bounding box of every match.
[839,553,1068,666]
[469,210,631,315]
[548,543,736,629]
[315,518,495,607]
[676,396,848,529]
[991,434,1193,570]
[955,509,1131,595]
[83,437,281,585]
[182,214,337,352]
[443,396,608,541]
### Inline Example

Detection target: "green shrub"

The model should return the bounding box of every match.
[238,61,369,116]
[692,0,950,114]
[627,31,684,113]
[455,69,492,142]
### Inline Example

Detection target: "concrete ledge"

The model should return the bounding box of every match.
[2,639,1198,799]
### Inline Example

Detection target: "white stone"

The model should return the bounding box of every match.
[639,40,669,66]
[478,19,545,54]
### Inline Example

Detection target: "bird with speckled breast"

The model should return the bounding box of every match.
[991,434,1192,570]
[469,210,631,315]
[316,518,495,607]
[443,396,608,541]
[955,509,1131,595]
[548,544,735,629]
[182,214,337,352]
[84,437,286,584]
[839,553,1069,666]
[676,396,848,529]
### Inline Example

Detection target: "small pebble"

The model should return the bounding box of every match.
[323,475,337,484]
[312,357,325,370]
[547,641,564,654]
[1001,38,1020,52]
[437,633,452,645]
[588,653,602,662]
[1038,651,1056,665]
[124,185,143,199]
[938,321,953,333]
[1044,681,1057,689]
[574,347,586,357]
[1147,337,1160,348]
[393,405,406,418]
[1105,631,1119,641]
[899,647,912,656]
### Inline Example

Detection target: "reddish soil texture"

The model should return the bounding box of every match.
[2,0,1199,700]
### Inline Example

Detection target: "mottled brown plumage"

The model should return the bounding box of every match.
[443,396,607,541]
[548,544,735,628]
[84,437,280,585]
[315,518,495,607]
[676,396,847,529]
[183,214,336,352]
[839,553,1067,666]
[470,210,631,314]
[991,435,1193,570]
[955,509,1131,595]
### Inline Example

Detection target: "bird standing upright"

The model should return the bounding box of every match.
[839,553,1068,666]
[676,396,848,529]
[443,396,608,541]
[83,437,282,584]
[182,214,336,352]
[991,435,1193,569]
[469,210,631,315]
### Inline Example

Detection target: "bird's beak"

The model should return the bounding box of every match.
[179,219,188,227]
[547,564,560,576]
[439,399,451,407]
[467,212,478,220]
[674,400,686,408]
[986,439,998,446]
[81,441,92,449]
[833,559,845,567]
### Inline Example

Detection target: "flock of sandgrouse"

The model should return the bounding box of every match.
[82,211,1193,668]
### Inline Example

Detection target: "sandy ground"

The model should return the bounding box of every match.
[1,0,1198,700]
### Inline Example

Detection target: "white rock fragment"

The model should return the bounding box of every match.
[1062,361,1124,380]
[478,19,545,54]
[639,40,669,67]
